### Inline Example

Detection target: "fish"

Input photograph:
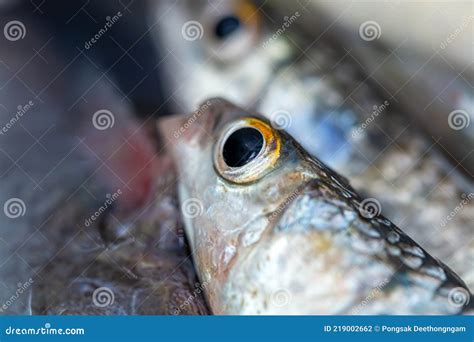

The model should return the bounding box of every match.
[267,0,474,177]
[151,0,474,290]
[1,0,470,316]
[159,98,472,314]
[31,159,209,315]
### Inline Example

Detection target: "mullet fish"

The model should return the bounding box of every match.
[160,98,472,314]
[151,0,474,290]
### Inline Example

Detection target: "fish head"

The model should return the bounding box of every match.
[153,0,293,109]
[159,98,355,311]
[153,0,359,170]
[160,98,471,315]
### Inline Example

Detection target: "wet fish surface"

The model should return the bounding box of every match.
[160,98,472,314]
[152,0,474,290]
[31,165,209,315]
[0,0,471,316]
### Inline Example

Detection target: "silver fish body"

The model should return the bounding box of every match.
[151,0,473,291]
[160,98,472,314]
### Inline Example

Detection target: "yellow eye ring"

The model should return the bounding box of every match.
[214,117,281,184]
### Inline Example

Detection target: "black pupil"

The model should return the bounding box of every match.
[215,15,241,39]
[222,128,264,167]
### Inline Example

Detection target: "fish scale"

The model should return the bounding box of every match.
[153,0,473,292]
[160,98,472,314]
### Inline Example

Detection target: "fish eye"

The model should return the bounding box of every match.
[203,0,260,61]
[214,15,241,39]
[214,118,281,184]
[222,127,263,167]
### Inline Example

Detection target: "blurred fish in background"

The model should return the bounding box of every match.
[0,0,472,315]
